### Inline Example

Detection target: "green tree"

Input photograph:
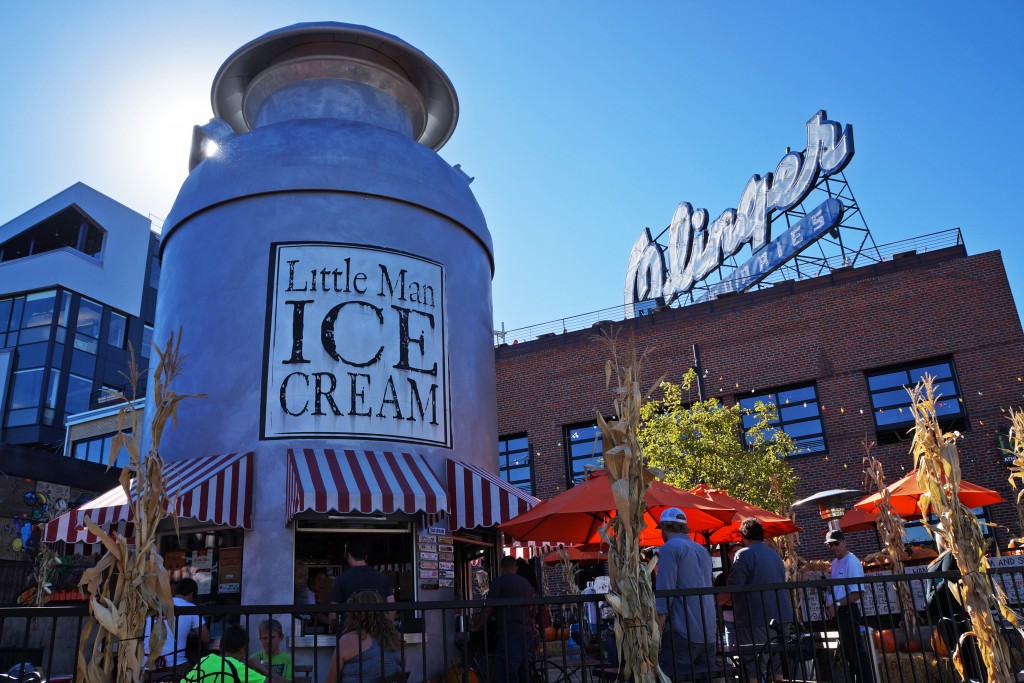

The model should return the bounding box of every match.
[638,369,798,513]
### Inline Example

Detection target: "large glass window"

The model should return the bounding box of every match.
[739,384,826,456]
[65,373,93,416]
[108,312,127,348]
[5,368,44,427]
[71,431,130,468]
[498,434,532,494]
[866,359,966,439]
[141,324,154,360]
[564,422,603,486]
[74,298,103,353]
[21,290,56,329]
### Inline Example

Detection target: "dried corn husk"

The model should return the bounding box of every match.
[77,331,204,683]
[1005,409,1024,546]
[596,334,668,683]
[863,446,917,631]
[910,375,1022,683]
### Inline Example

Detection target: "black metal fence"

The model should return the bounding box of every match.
[0,568,1022,683]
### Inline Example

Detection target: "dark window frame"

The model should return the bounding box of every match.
[737,382,827,458]
[563,421,604,487]
[865,357,967,443]
[498,433,533,495]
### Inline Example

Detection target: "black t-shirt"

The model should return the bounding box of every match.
[331,565,393,604]
[488,572,535,634]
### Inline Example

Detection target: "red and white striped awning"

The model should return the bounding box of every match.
[447,459,540,531]
[286,448,447,521]
[41,451,254,545]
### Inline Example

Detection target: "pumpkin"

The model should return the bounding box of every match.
[559,627,571,641]
[544,626,558,642]
[905,638,922,653]
[930,629,948,657]
[445,666,481,683]
[873,629,897,653]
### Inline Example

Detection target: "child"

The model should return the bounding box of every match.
[249,619,293,682]
[181,625,265,682]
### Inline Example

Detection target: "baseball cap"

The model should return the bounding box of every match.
[658,507,687,526]
[824,529,845,544]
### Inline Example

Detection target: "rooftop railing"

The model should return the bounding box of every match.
[495,228,965,347]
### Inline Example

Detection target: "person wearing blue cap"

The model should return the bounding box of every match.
[655,507,716,679]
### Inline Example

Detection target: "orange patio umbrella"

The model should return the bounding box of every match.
[498,469,735,546]
[688,484,801,544]
[854,472,1003,518]
[838,506,879,533]
[542,546,608,564]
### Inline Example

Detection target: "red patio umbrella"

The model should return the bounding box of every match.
[498,469,735,546]
[687,484,801,544]
[854,472,1003,518]
[542,546,608,564]
[838,506,879,532]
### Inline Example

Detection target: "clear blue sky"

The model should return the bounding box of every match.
[1,2,1021,333]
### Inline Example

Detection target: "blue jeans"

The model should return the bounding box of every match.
[495,629,529,683]
[659,629,713,680]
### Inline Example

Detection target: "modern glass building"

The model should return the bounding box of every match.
[0,183,158,480]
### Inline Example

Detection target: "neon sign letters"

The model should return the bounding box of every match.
[625,110,854,307]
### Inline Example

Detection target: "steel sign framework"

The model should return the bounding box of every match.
[624,110,882,311]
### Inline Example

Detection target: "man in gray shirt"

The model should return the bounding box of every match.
[655,507,716,678]
[728,518,793,682]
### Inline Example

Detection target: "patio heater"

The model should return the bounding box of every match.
[792,489,863,532]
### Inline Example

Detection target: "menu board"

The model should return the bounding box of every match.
[418,524,456,589]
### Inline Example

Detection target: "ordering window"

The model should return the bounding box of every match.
[564,422,603,487]
[498,434,533,495]
[739,383,826,457]
[866,359,967,442]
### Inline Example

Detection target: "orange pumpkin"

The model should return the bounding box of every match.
[559,627,571,641]
[544,626,558,642]
[905,639,922,653]
[445,666,481,683]
[873,629,897,653]
[930,629,948,657]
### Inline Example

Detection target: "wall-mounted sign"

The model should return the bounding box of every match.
[625,111,854,308]
[263,242,450,445]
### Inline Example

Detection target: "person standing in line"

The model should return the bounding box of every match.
[727,518,794,683]
[331,541,395,604]
[297,568,333,631]
[824,530,875,683]
[487,556,536,683]
[144,577,209,673]
[655,508,716,679]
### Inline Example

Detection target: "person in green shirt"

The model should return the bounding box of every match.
[249,619,293,682]
[181,625,266,683]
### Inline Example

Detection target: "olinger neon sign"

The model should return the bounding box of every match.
[625,110,854,307]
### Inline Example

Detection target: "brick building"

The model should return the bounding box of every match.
[495,244,1024,558]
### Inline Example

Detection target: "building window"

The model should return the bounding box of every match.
[564,422,603,486]
[71,431,130,468]
[74,298,103,354]
[498,434,532,494]
[5,368,44,427]
[141,324,154,360]
[108,312,127,348]
[739,384,826,457]
[0,206,105,263]
[65,373,94,416]
[866,359,966,441]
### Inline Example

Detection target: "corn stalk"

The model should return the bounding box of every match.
[596,334,668,683]
[77,331,203,683]
[910,375,1021,683]
[1005,408,1024,546]
[771,500,805,625]
[862,445,916,631]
